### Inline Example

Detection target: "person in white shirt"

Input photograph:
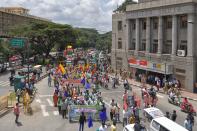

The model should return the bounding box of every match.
[98,122,107,131]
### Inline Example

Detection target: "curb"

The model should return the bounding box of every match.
[0,108,12,118]
[108,74,197,102]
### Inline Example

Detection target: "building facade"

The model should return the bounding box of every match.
[0,7,29,15]
[0,7,51,35]
[111,0,197,92]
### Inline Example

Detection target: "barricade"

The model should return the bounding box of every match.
[0,95,8,111]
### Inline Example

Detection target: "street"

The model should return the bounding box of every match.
[0,77,196,131]
[0,70,13,96]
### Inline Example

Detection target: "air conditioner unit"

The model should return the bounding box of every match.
[177,50,186,57]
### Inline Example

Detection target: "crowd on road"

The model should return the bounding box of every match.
[10,48,196,131]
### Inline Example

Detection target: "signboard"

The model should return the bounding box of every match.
[128,58,148,67]
[10,38,25,48]
[128,58,173,74]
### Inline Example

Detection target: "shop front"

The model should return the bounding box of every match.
[128,58,173,84]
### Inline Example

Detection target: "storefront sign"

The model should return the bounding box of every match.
[128,58,148,67]
[128,58,173,74]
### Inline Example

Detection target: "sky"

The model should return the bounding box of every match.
[1,0,138,32]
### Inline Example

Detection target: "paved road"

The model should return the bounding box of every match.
[0,78,196,131]
[0,70,13,96]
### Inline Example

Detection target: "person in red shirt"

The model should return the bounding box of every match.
[14,103,20,123]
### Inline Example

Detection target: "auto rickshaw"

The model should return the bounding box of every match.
[13,75,26,92]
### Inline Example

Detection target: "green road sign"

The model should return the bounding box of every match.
[10,38,25,48]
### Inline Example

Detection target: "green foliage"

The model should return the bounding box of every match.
[114,0,136,12]
[9,21,77,56]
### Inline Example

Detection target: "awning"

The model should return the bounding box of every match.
[129,64,173,75]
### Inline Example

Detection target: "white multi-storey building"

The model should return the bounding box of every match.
[111,0,197,92]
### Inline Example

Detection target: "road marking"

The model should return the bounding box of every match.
[0,81,10,86]
[47,98,54,106]
[157,94,164,98]
[102,90,124,94]
[39,95,53,98]
[40,105,49,117]
[103,100,110,107]
[53,111,59,116]
[35,98,41,103]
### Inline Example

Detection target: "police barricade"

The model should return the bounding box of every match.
[68,104,101,122]
[0,95,8,111]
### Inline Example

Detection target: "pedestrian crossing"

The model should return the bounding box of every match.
[35,97,60,117]
[0,81,10,87]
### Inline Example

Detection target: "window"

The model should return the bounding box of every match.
[141,42,146,51]
[152,120,160,130]
[132,23,136,30]
[151,40,158,53]
[166,17,172,29]
[118,21,122,31]
[118,41,122,49]
[180,15,187,28]
[153,19,158,29]
[160,126,169,131]
[143,21,146,30]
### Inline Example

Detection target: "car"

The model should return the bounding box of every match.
[123,124,147,131]
[143,107,164,122]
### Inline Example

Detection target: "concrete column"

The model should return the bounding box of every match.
[158,16,163,54]
[146,17,151,53]
[135,18,140,52]
[172,15,178,56]
[187,13,195,57]
[125,19,130,51]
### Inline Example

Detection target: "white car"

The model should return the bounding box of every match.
[123,124,147,131]
[143,107,164,122]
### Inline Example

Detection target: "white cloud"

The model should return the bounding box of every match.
[0,0,138,32]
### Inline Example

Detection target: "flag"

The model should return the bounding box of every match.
[81,77,85,85]
[85,82,91,89]
[88,116,93,128]
[59,64,66,75]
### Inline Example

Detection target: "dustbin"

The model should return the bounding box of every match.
[193,83,197,93]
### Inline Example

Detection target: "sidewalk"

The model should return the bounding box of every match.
[109,74,197,102]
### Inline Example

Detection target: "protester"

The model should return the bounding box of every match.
[61,98,68,119]
[57,95,63,115]
[184,117,192,131]
[87,115,93,128]
[14,103,20,124]
[165,111,170,119]
[110,121,117,131]
[100,104,107,125]
[48,74,52,87]
[122,109,128,127]
[110,99,115,121]
[129,114,135,124]
[171,110,177,122]
[98,122,107,131]
[79,112,86,131]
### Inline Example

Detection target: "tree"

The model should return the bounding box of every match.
[114,0,137,12]
[9,21,77,57]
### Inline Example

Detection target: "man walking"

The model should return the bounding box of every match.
[14,103,20,124]
[171,110,177,122]
[61,99,68,119]
[79,112,86,131]
[48,74,52,87]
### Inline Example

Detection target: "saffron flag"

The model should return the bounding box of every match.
[59,64,66,75]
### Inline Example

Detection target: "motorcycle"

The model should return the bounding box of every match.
[180,102,196,116]
[168,95,181,106]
